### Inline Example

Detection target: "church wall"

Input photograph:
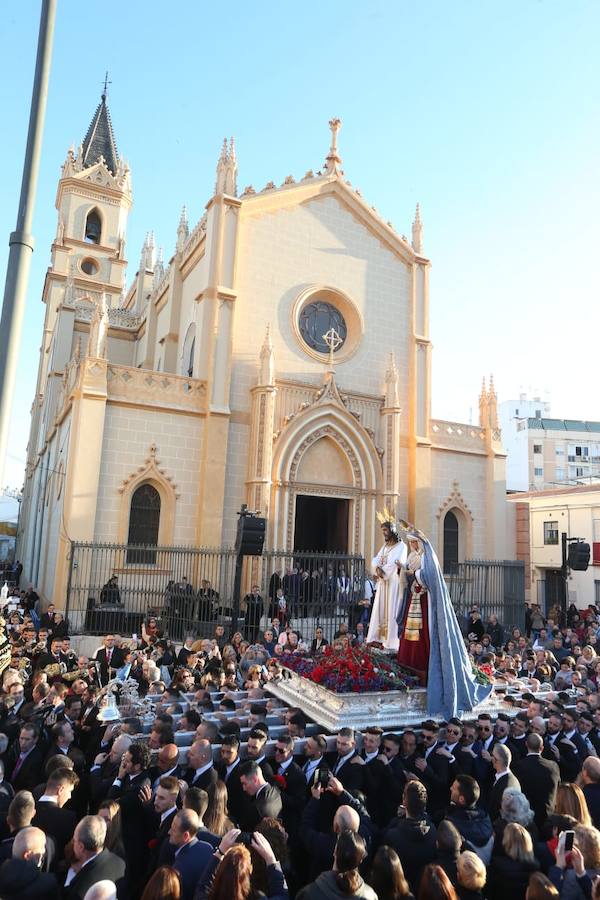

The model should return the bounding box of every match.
[221,420,252,547]
[106,335,135,367]
[93,405,204,546]
[233,195,411,428]
[429,449,489,558]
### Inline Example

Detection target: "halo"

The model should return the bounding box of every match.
[376,507,398,532]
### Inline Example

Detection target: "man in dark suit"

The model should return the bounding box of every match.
[149,743,183,790]
[170,809,214,900]
[245,729,275,781]
[327,728,364,793]
[360,727,403,826]
[142,775,180,876]
[238,760,282,831]
[0,826,60,899]
[32,768,78,862]
[514,733,560,828]
[7,724,45,793]
[108,741,151,891]
[217,734,249,826]
[35,637,69,672]
[414,720,453,815]
[64,815,126,899]
[183,739,217,791]
[272,734,306,834]
[487,743,520,822]
[94,635,126,685]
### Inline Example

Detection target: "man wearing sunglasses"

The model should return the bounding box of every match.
[414,720,452,814]
[272,734,306,838]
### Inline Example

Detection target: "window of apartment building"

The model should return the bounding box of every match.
[555,447,565,456]
[555,468,565,481]
[534,467,543,477]
[544,521,559,545]
[568,445,589,462]
[535,409,542,418]
[569,466,585,479]
[533,444,542,454]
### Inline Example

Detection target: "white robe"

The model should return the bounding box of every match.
[366,540,407,651]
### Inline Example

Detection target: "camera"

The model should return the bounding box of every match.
[236,832,253,847]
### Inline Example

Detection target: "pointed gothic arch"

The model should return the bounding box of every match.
[117,444,179,552]
[270,389,382,551]
[436,481,473,571]
[181,323,196,377]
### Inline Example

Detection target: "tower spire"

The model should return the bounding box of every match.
[478,377,488,429]
[176,205,189,252]
[412,203,423,254]
[324,118,343,176]
[79,84,119,174]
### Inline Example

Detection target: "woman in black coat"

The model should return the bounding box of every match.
[487,824,540,900]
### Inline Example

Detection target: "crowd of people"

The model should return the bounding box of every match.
[1,577,600,900]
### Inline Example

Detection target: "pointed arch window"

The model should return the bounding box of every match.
[187,337,195,378]
[84,209,102,244]
[126,483,161,564]
[443,510,460,574]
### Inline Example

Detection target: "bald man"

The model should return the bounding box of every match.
[0,826,60,898]
[300,774,373,880]
[184,739,217,790]
[149,743,181,790]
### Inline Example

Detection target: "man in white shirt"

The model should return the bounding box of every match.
[303,734,328,785]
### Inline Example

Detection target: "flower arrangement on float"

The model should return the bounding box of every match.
[279,642,420,693]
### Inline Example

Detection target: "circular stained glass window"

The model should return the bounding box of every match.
[299,301,347,354]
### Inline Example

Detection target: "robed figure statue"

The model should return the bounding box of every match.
[395,520,493,719]
[366,515,407,652]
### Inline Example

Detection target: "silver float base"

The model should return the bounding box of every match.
[266,668,514,732]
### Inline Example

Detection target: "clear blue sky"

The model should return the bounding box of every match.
[1,0,599,489]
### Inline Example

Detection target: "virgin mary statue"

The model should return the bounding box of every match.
[395,520,493,719]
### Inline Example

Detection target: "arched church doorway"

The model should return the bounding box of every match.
[294,495,349,552]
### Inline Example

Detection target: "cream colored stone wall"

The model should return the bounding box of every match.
[221,420,252,547]
[233,195,411,422]
[94,404,204,545]
[429,449,488,558]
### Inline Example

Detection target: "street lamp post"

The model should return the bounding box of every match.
[0,0,57,484]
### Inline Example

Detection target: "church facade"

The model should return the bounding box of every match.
[18,95,512,604]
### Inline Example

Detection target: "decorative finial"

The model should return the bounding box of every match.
[412,203,423,254]
[385,352,400,408]
[478,377,489,429]
[259,325,274,386]
[324,118,343,176]
[323,326,343,374]
[177,205,189,252]
[229,136,236,164]
[101,71,112,101]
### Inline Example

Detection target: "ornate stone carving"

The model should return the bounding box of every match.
[437,480,473,523]
[118,443,180,498]
[106,364,207,414]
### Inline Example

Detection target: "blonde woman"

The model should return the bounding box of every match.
[554,783,592,828]
[488,823,540,900]
[456,851,486,900]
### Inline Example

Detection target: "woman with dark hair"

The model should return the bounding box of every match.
[298,831,377,900]
[194,828,288,900]
[369,846,414,900]
[525,873,559,900]
[204,780,234,837]
[97,799,126,859]
[141,865,181,900]
[418,865,458,900]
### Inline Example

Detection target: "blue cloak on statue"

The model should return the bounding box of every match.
[396,532,493,719]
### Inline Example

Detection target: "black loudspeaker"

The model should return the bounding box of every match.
[236,515,266,556]
[568,541,590,571]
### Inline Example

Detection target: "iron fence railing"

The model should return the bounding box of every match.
[446,559,526,634]
[65,542,525,642]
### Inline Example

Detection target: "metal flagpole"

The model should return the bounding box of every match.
[0,0,57,484]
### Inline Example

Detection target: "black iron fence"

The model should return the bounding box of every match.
[65,542,525,642]
[446,559,526,634]
[65,542,366,642]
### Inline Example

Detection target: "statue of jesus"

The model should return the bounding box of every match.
[366,514,407,651]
